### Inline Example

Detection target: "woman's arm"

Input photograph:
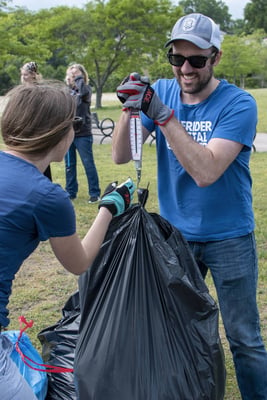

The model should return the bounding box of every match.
[49,207,112,275]
[49,178,135,275]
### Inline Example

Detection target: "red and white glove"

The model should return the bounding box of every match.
[116,72,174,126]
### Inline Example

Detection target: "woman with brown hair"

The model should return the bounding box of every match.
[20,61,52,180]
[0,81,135,399]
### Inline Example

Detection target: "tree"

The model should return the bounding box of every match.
[0,7,53,92]
[215,34,263,88]
[2,0,267,98]
[148,48,174,81]
[79,0,181,107]
[244,0,267,34]
[242,30,267,87]
[178,0,231,31]
[231,19,247,36]
[22,0,181,108]
[28,6,88,79]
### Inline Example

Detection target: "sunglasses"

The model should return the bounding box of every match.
[72,116,83,131]
[167,51,216,69]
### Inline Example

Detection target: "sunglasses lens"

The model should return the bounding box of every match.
[167,54,209,69]
[189,56,207,68]
[168,54,185,67]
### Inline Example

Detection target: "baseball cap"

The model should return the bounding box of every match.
[165,13,222,50]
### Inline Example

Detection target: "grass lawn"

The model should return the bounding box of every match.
[248,88,267,133]
[1,88,267,399]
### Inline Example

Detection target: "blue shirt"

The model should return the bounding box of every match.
[142,79,257,241]
[0,152,76,327]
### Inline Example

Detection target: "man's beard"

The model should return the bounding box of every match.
[176,66,213,95]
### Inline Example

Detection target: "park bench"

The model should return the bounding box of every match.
[91,112,115,144]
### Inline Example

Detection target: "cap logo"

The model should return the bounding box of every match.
[182,17,196,32]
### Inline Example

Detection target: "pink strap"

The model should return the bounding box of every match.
[16,316,74,373]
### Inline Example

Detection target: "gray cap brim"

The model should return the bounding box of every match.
[165,34,212,49]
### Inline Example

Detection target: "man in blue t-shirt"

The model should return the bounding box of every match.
[112,13,267,400]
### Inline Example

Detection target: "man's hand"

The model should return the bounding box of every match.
[116,72,174,126]
[99,178,136,216]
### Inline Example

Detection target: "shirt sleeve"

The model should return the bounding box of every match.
[211,91,257,148]
[74,76,91,102]
[33,184,76,241]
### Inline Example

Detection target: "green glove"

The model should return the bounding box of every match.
[99,178,136,216]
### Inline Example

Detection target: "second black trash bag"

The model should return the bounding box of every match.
[75,205,226,400]
[38,291,80,400]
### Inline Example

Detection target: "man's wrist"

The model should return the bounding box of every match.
[155,109,175,126]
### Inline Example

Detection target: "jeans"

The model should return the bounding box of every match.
[65,136,100,198]
[0,335,37,399]
[188,233,267,400]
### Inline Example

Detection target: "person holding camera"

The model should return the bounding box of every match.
[64,63,101,203]
[0,81,135,399]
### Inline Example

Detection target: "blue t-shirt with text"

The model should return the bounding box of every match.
[142,79,257,241]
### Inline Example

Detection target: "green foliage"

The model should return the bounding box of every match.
[215,35,259,85]
[1,0,267,99]
[148,48,174,81]
[79,0,180,107]
[178,0,231,31]
[0,9,51,69]
[244,0,267,34]
[214,31,267,88]
[25,0,182,106]
[2,0,181,106]
[231,18,247,36]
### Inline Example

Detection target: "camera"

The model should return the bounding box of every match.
[72,116,83,132]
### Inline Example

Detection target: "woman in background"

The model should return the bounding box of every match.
[64,63,101,203]
[20,61,42,85]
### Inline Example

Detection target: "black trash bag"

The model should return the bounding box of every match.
[38,291,80,400]
[75,204,226,400]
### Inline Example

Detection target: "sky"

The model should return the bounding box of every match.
[223,0,249,19]
[11,0,250,20]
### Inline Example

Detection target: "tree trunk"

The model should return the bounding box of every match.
[95,87,103,109]
[240,76,245,89]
